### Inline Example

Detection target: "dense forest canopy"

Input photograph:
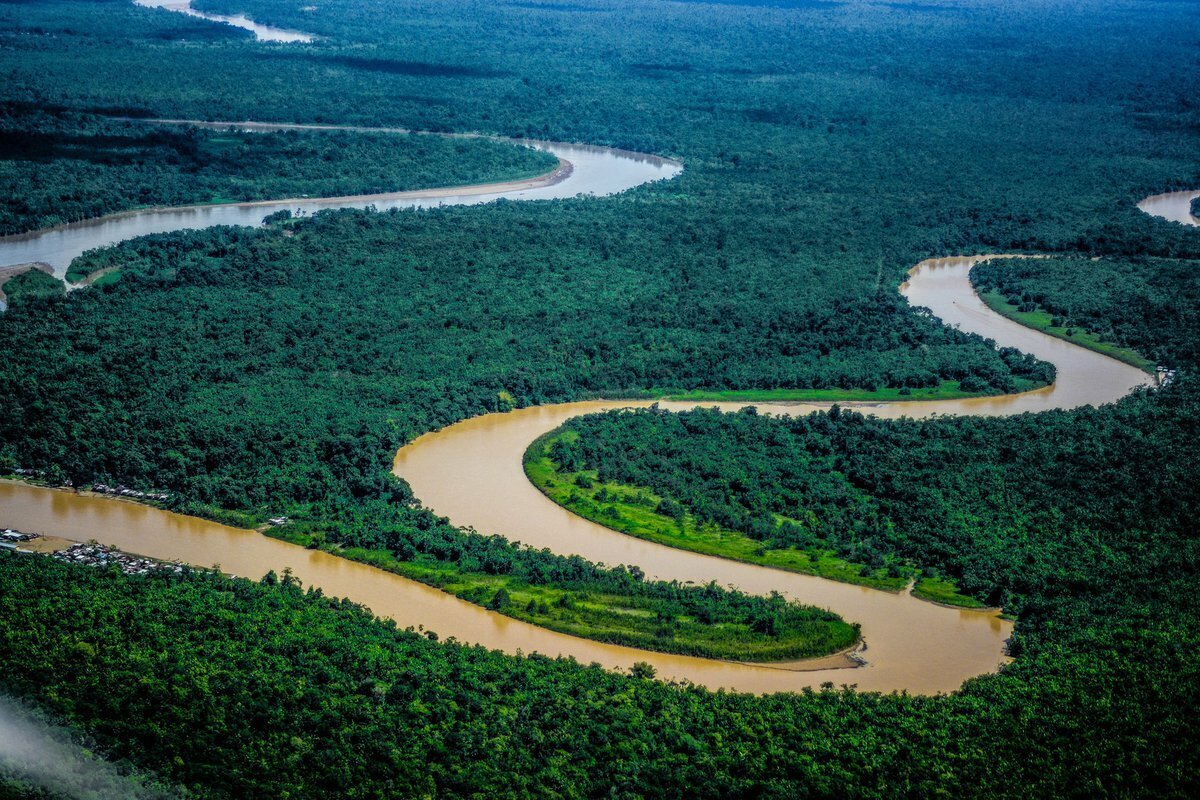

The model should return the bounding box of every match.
[534,252,1200,608]
[0,206,1052,508]
[0,0,1198,796]
[538,380,1199,612]
[2,547,1197,799]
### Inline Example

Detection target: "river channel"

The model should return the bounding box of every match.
[2,111,1191,693]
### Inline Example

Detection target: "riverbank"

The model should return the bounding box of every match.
[0,479,889,692]
[0,125,678,281]
[0,109,1172,693]
[524,427,984,606]
[1,479,859,665]
[975,288,1156,374]
[644,379,1039,404]
[266,523,862,663]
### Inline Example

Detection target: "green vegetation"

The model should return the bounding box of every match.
[4,424,1200,799]
[1,0,1199,795]
[977,288,1154,371]
[971,256,1163,372]
[973,255,1200,371]
[1192,196,1200,219]
[910,576,983,608]
[0,106,556,235]
[0,203,1049,555]
[0,269,62,305]
[275,525,858,661]
[532,377,1200,616]
[526,429,917,594]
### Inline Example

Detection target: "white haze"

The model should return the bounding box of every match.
[0,695,176,799]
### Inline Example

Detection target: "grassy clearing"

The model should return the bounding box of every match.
[262,528,860,662]
[979,291,1156,373]
[912,576,986,608]
[525,430,982,606]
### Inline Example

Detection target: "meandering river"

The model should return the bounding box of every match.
[389,252,1153,694]
[0,112,1190,693]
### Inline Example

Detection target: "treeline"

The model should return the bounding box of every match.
[0,104,554,235]
[0,206,1050,642]
[1,0,1199,794]
[972,255,1200,369]
[7,0,1200,265]
[535,247,1200,612]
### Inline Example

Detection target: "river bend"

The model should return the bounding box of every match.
[2,116,1192,694]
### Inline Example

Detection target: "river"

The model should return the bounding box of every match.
[388,252,1152,694]
[0,113,1190,693]
[134,0,314,43]
[0,121,680,283]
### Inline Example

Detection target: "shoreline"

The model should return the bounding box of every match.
[0,158,573,247]
[973,285,1156,375]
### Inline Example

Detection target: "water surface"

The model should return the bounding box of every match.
[134,0,314,43]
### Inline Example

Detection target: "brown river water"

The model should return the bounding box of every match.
[1,121,1192,692]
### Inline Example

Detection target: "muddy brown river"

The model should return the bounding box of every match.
[1,116,1190,693]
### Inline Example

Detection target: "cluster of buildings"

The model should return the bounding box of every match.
[2,528,37,543]
[11,467,50,480]
[91,483,171,502]
[0,528,39,551]
[52,543,183,577]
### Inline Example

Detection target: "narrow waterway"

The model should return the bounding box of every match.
[133,0,314,43]
[1,480,866,692]
[0,109,1188,691]
[389,254,1157,693]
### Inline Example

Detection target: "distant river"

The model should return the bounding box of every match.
[2,115,1191,693]
[134,0,314,43]
[0,120,681,281]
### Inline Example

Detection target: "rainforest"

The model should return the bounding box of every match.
[0,0,1198,797]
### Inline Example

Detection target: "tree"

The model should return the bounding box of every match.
[629,661,656,679]
[488,588,511,610]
